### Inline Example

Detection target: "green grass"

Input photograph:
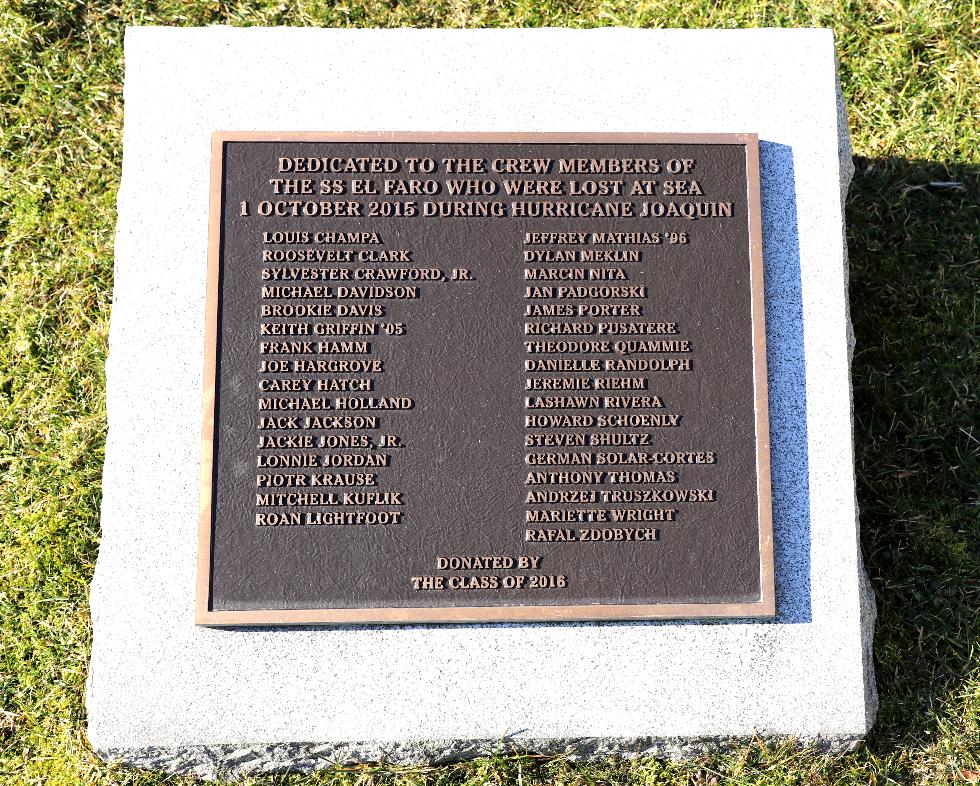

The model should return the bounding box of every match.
[0,1,977,784]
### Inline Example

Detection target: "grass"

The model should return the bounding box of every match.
[0,1,977,784]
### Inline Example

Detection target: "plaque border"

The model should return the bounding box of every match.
[197,132,774,626]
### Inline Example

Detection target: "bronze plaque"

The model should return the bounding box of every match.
[197,133,774,625]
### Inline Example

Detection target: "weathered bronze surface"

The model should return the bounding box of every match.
[197,133,774,625]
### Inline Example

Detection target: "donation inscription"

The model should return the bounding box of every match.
[197,133,774,624]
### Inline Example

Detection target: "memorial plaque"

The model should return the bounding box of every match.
[196,132,774,625]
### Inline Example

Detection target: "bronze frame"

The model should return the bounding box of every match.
[197,132,775,626]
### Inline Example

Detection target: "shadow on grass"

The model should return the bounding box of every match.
[846,156,979,752]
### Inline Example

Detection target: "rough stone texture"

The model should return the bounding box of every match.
[97,735,864,781]
[88,27,876,779]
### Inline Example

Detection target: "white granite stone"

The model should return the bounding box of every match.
[87,27,876,779]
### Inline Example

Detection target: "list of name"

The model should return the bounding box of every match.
[254,227,421,529]
[522,229,718,552]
